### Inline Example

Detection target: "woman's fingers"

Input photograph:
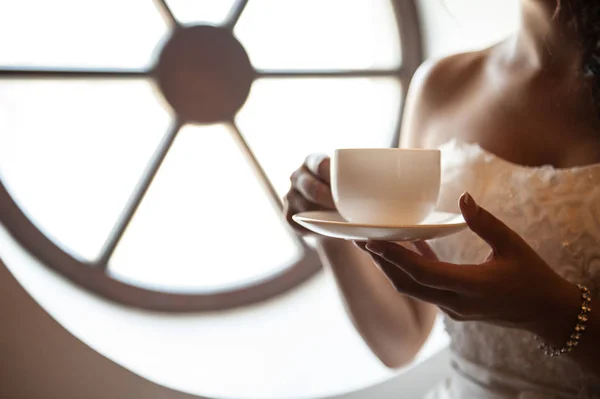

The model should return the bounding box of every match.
[413,240,439,261]
[283,189,314,232]
[368,252,464,308]
[365,241,482,293]
[290,166,335,209]
[304,154,331,183]
[355,242,464,309]
[283,154,334,234]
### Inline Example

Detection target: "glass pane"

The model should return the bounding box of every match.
[0,0,168,68]
[235,0,401,70]
[236,78,402,198]
[0,80,171,261]
[166,0,238,25]
[109,124,301,292]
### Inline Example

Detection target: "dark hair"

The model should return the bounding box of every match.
[561,1,600,117]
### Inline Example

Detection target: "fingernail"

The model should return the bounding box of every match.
[366,242,383,254]
[459,192,478,220]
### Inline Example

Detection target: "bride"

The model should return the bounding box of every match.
[283,0,600,397]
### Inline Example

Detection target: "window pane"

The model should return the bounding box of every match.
[235,0,401,70]
[0,0,168,68]
[236,78,402,198]
[0,80,171,261]
[166,0,238,25]
[109,124,301,292]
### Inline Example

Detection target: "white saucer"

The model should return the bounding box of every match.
[292,211,467,241]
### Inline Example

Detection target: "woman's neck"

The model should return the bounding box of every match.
[506,0,581,74]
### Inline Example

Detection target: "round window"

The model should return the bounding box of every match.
[0,0,422,311]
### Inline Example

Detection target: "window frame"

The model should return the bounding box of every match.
[0,0,423,311]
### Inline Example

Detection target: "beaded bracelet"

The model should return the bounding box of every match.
[535,284,592,357]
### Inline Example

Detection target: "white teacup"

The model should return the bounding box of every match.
[331,148,441,225]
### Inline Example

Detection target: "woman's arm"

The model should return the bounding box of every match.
[316,238,437,368]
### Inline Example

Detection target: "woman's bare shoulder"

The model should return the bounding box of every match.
[400,49,491,148]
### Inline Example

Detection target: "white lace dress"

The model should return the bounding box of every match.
[426,139,600,399]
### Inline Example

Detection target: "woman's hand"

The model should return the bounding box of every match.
[359,192,581,337]
[283,154,336,235]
